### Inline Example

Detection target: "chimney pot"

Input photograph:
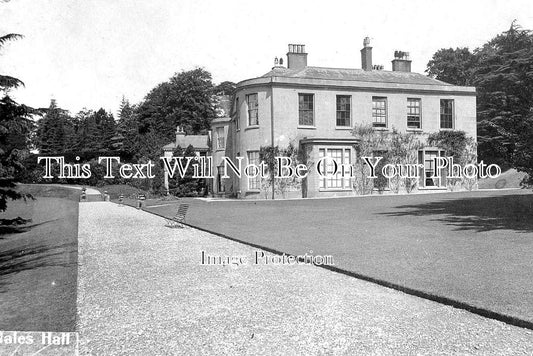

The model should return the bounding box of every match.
[392,50,412,72]
[361,37,373,71]
[287,43,308,70]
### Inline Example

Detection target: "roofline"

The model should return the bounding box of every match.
[236,76,476,96]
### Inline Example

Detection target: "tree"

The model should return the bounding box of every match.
[63,107,116,156]
[94,108,116,151]
[135,68,216,151]
[0,33,34,213]
[474,22,533,169]
[73,108,97,153]
[427,130,477,190]
[0,34,25,90]
[35,99,72,155]
[426,22,533,181]
[168,145,206,197]
[259,143,305,199]
[214,81,236,96]
[513,113,533,186]
[426,47,478,86]
[114,96,136,153]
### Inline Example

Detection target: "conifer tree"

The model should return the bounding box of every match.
[0,33,34,212]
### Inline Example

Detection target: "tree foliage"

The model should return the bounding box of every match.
[35,101,117,157]
[426,22,533,182]
[474,23,533,170]
[167,145,206,197]
[24,66,228,195]
[213,81,236,96]
[36,99,71,154]
[135,68,216,149]
[0,33,34,212]
[427,130,477,190]
[426,47,477,86]
[352,124,423,194]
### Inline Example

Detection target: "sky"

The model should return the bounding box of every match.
[1,0,532,116]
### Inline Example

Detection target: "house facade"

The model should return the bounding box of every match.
[214,39,477,198]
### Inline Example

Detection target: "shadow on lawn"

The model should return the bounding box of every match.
[0,242,75,292]
[381,193,533,233]
[0,219,59,238]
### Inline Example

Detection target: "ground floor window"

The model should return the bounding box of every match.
[418,149,446,187]
[247,151,261,190]
[318,147,352,190]
[217,166,225,193]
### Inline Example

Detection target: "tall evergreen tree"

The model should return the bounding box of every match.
[36,99,72,155]
[94,108,116,151]
[0,33,34,212]
[74,108,97,153]
[426,22,533,174]
[474,22,533,168]
[114,96,136,153]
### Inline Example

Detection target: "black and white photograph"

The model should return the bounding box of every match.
[1,0,533,354]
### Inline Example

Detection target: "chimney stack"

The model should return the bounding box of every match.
[361,37,372,71]
[176,125,185,143]
[287,44,307,70]
[392,50,412,72]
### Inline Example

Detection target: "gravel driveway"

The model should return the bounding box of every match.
[77,202,533,355]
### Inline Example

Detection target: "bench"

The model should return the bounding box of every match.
[165,203,189,228]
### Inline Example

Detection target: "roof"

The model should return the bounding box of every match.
[259,66,451,86]
[162,135,209,151]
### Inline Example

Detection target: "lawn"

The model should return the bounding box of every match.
[143,189,533,326]
[0,184,79,331]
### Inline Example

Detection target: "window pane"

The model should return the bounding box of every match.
[372,97,387,127]
[440,99,453,129]
[336,95,351,126]
[216,127,225,149]
[247,151,260,190]
[246,94,258,126]
[407,98,421,129]
[319,147,352,190]
[299,94,314,126]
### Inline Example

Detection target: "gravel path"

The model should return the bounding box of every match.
[77,202,533,355]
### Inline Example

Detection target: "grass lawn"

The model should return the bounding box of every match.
[0,185,79,331]
[142,189,533,325]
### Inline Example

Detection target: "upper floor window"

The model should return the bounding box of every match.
[440,99,454,129]
[298,93,314,126]
[407,98,421,129]
[216,127,225,150]
[246,93,258,126]
[372,97,387,128]
[234,97,240,130]
[336,95,351,127]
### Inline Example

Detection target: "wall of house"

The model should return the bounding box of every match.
[211,121,235,196]
[232,86,272,198]
[270,87,477,142]
[231,83,477,198]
